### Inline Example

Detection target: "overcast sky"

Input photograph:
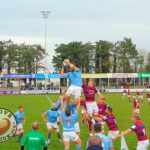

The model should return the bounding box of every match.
[0,0,150,69]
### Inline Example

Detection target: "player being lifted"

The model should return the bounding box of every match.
[42,103,62,144]
[14,106,25,142]
[82,81,103,135]
[60,59,82,105]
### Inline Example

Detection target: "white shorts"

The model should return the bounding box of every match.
[17,123,24,133]
[46,122,59,131]
[74,122,80,133]
[137,140,149,150]
[65,85,82,98]
[128,95,131,98]
[86,101,98,115]
[108,130,119,140]
[123,93,126,96]
[148,98,150,102]
[134,109,140,114]
[63,132,79,142]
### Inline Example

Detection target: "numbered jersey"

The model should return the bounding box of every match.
[61,111,78,132]
[131,121,148,141]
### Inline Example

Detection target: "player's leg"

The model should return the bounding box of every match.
[86,103,95,135]
[63,132,70,150]
[64,141,70,150]
[16,123,24,142]
[54,123,62,142]
[73,86,82,105]
[46,123,52,144]
[74,137,82,150]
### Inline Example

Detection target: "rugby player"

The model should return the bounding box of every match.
[102,107,119,142]
[136,90,144,102]
[115,114,149,150]
[60,59,82,105]
[60,98,82,150]
[42,103,62,144]
[14,106,25,142]
[82,81,103,135]
[132,96,140,114]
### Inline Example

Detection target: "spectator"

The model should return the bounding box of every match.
[94,123,114,150]
[87,135,103,150]
[21,121,48,150]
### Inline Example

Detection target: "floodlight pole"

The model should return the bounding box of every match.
[40,11,51,89]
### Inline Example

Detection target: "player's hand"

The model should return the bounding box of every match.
[63,59,70,64]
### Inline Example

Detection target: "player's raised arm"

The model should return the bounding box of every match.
[60,96,65,111]
[60,64,65,77]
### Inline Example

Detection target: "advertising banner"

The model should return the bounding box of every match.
[21,90,60,94]
[138,73,150,78]
[0,90,21,95]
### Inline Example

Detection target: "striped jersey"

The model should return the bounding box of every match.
[82,84,99,102]
[103,114,119,131]
[131,121,148,141]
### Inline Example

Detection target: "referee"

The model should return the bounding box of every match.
[21,121,48,150]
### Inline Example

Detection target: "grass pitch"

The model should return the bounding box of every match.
[0,93,150,150]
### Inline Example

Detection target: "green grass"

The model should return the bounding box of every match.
[0,93,150,150]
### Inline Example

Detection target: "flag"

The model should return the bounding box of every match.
[121,132,129,150]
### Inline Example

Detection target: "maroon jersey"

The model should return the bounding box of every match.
[131,121,148,141]
[103,114,119,131]
[97,102,108,115]
[82,84,99,102]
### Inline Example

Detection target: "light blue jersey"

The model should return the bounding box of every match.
[95,133,113,150]
[61,111,78,132]
[45,109,60,123]
[66,69,82,86]
[14,111,25,125]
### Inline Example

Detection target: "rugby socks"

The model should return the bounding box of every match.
[76,145,81,150]
[48,133,51,140]
[57,133,61,140]
[17,135,21,142]
[87,120,92,134]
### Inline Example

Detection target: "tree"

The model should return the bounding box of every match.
[52,41,93,73]
[95,40,113,73]
[145,52,150,72]
[117,38,138,73]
